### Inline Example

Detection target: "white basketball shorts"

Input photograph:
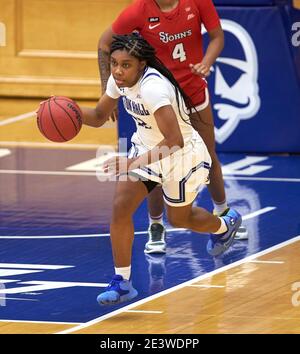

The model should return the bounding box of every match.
[128,132,211,207]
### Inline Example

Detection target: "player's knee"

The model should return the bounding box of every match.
[168,214,187,228]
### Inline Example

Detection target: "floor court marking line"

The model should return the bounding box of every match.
[242,207,276,220]
[125,310,163,314]
[0,297,38,302]
[0,168,299,183]
[0,207,276,239]
[0,234,107,239]
[0,170,96,176]
[0,229,182,239]
[0,149,11,158]
[22,280,108,287]
[0,111,36,126]
[0,319,82,325]
[0,279,20,283]
[224,176,300,183]
[0,141,116,150]
[56,234,300,334]
[248,260,285,264]
[0,263,73,269]
[187,284,225,288]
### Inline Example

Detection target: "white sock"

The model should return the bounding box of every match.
[214,217,228,234]
[213,200,228,216]
[149,212,164,225]
[115,266,131,280]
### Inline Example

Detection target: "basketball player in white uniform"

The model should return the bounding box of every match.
[80,33,242,305]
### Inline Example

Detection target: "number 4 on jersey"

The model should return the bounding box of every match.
[172,43,186,62]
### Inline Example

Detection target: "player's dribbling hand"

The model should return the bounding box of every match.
[36,95,55,113]
[189,63,211,78]
[103,156,130,176]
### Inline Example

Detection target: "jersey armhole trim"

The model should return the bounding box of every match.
[141,72,162,85]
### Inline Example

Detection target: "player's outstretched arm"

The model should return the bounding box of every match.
[98,26,115,95]
[98,26,119,121]
[204,25,224,67]
[190,26,224,77]
[81,94,118,128]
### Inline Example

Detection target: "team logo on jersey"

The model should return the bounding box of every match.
[122,97,150,116]
[159,30,192,43]
[149,23,161,30]
[187,14,195,20]
[203,20,261,143]
[149,17,160,23]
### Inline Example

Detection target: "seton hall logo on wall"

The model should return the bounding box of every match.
[204,20,261,144]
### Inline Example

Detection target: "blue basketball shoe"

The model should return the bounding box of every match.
[97,274,138,306]
[207,209,242,257]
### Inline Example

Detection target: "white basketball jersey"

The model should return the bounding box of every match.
[106,66,195,148]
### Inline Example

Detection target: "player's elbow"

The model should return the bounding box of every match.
[178,136,184,149]
[94,111,109,127]
[219,31,225,51]
[209,26,224,52]
[99,27,114,52]
[93,120,104,128]
[217,29,224,52]
[97,37,102,51]
[98,36,109,52]
[92,118,107,128]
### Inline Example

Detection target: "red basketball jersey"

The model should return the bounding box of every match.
[112,0,220,105]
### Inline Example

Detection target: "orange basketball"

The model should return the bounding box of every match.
[36,96,82,142]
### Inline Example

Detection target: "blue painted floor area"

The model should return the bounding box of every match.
[0,149,300,323]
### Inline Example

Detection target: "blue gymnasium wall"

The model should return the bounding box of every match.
[208,0,300,152]
[118,1,300,152]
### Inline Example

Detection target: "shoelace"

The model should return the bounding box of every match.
[106,279,120,290]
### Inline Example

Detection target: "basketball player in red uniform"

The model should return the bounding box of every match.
[98,0,247,254]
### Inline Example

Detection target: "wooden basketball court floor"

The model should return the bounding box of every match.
[0,98,300,334]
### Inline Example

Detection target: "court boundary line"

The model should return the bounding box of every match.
[56,234,300,334]
[125,310,163,314]
[0,169,96,176]
[0,168,299,182]
[0,297,38,302]
[0,141,116,150]
[224,176,300,183]
[0,111,36,126]
[0,319,82,325]
[0,207,275,239]
[249,260,284,264]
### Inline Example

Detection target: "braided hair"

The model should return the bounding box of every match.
[110,33,200,125]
